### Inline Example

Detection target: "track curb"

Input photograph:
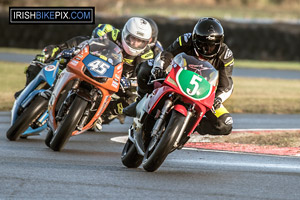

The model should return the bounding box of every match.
[185,129,300,156]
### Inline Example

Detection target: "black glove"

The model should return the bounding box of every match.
[120,77,131,89]
[36,45,60,63]
[213,97,222,110]
[160,51,173,70]
[152,67,166,79]
[60,49,74,59]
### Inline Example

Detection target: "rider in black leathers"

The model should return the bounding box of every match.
[14,36,89,98]
[124,17,234,136]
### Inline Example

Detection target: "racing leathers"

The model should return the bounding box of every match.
[14,36,89,98]
[139,33,234,135]
[98,28,155,123]
[121,40,163,116]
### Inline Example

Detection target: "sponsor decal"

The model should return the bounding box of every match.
[141,50,153,59]
[70,60,79,66]
[183,33,191,43]
[117,103,123,114]
[225,116,233,125]
[44,65,56,71]
[117,65,122,71]
[136,31,144,37]
[107,58,113,65]
[112,80,118,88]
[99,55,107,61]
[224,49,233,60]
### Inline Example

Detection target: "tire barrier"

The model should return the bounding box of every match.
[1,14,299,61]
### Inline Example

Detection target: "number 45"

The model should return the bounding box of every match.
[88,60,110,75]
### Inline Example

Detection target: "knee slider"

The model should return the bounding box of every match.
[215,113,233,135]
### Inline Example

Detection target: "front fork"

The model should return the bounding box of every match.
[151,99,173,138]
[56,79,80,121]
[133,97,174,156]
[173,107,193,149]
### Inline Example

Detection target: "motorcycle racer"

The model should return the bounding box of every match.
[14,19,158,99]
[13,17,161,130]
[124,17,234,136]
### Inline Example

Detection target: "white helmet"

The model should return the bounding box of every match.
[122,17,152,56]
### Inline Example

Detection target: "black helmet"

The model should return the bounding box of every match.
[192,17,224,59]
[146,18,159,47]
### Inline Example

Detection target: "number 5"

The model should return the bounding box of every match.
[187,75,202,96]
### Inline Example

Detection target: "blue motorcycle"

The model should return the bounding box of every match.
[6,60,60,140]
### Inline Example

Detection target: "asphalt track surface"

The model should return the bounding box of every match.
[1,114,300,200]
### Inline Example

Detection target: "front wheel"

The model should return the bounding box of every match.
[121,139,143,168]
[6,96,48,141]
[45,129,53,148]
[142,110,185,172]
[49,96,88,151]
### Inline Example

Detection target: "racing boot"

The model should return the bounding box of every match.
[93,98,126,132]
[193,111,233,136]
[123,101,138,117]
[14,89,23,99]
[93,117,103,132]
[14,63,42,99]
[123,91,145,117]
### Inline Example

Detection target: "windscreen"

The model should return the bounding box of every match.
[89,37,123,66]
[172,53,219,86]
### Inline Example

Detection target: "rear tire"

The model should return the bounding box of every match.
[121,139,143,168]
[142,110,185,172]
[49,96,88,151]
[6,96,48,141]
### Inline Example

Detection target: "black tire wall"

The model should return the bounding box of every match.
[1,14,299,61]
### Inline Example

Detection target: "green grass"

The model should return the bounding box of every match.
[224,77,300,114]
[0,47,40,55]
[0,61,26,110]
[1,60,300,113]
[235,60,300,71]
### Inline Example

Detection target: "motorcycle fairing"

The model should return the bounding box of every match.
[48,38,123,136]
[83,54,114,78]
[10,60,59,136]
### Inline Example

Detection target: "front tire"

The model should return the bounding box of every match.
[142,110,185,172]
[6,96,48,141]
[49,96,88,151]
[121,139,143,168]
[45,130,53,147]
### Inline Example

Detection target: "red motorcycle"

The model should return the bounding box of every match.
[121,53,219,172]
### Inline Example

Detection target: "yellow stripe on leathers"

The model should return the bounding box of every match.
[214,105,229,118]
[224,59,234,67]
[178,36,182,46]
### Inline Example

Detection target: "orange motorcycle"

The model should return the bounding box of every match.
[45,38,123,151]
